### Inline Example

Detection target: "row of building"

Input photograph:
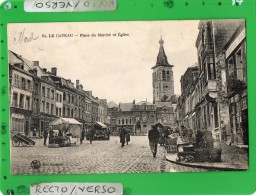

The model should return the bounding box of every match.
[9,51,109,137]
[176,20,248,145]
[107,100,177,135]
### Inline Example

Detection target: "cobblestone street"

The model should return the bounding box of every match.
[11,136,208,175]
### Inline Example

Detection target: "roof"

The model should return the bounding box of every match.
[49,118,82,126]
[136,101,153,105]
[107,101,118,108]
[152,37,173,69]
[119,103,133,111]
[8,50,34,71]
[95,121,107,128]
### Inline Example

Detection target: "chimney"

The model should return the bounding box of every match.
[51,67,57,76]
[76,80,79,89]
[33,61,39,66]
[42,68,47,73]
[33,68,38,76]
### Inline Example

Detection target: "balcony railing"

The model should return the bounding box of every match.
[203,80,217,96]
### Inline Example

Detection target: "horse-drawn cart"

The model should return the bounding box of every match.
[11,133,36,147]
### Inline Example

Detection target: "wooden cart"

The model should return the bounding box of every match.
[11,133,36,147]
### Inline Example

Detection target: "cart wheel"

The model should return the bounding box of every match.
[12,137,20,147]
[186,155,195,162]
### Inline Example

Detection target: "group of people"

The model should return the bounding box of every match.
[119,127,131,147]
[43,127,71,146]
[43,127,53,145]
[158,127,171,146]
[80,128,95,144]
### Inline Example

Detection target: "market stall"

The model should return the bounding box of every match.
[49,117,82,146]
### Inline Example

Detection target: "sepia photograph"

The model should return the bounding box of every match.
[8,20,248,175]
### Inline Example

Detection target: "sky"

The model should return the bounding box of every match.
[8,21,199,103]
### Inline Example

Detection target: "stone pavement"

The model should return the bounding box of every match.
[11,136,209,175]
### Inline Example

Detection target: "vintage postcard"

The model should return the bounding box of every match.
[8,20,248,175]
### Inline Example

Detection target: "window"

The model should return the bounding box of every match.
[119,119,121,124]
[12,93,18,107]
[126,119,128,124]
[42,86,45,97]
[42,101,45,112]
[56,94,59,101]
[25,96,30,110]
[63,107,66,116]
[150,115,154,123]
[67,108,70,117]
[11,115,24,133]
[213,104,219,128]
[46,102,50,113]
[236,49,244,81]
[228,57,236,79]
[19,94,24,108]
[63,92,66,101]
[27,80,31,91]
[130,119,132,124]
[50,90,54,100]
[34,83,39,94]
[162,70,166,81]
[68,94,70,103]
[59,108,61,116]
[51,104,54,115]
[34,99,39,112]
[207,58,216,80]
[122,119,124,124]
[56,108,58,116]
[21,78,26,89]
[14,74,19,87]
[167,71,170,81]
[47,88,50,98]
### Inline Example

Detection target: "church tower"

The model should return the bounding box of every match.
[152,37,174,105]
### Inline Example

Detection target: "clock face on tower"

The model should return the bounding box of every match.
[163,84,169,92]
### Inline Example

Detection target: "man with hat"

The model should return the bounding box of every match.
[148,125,160,158]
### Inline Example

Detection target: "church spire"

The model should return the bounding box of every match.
[152,36,173,69]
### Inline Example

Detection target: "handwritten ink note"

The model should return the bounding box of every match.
[24,0,117,12]
[30,183,123,195]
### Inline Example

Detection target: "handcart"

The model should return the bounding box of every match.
[11,133,36,147]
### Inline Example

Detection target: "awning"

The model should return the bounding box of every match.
[49,117,82,126]
[95,121,107,128]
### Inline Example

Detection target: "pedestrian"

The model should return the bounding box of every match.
[89,128,95,144]
[48,127,54,144]
[126,130,130,145]
[148,125,160,158]
[163,128,170,146]
[220,121,227,142]
[119,127,126,147]
[202,130,214,149]
[43,128,48,146]
[187,126,193,138]
[195,129,204,148]
[180,125,186,137]
[80,128,86,144]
